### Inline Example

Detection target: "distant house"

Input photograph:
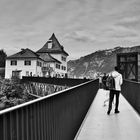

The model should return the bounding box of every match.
[5,33,69,79]
[5,48,44,78]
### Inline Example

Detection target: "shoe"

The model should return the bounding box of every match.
[115,110,120,114]
[107,110,110,115]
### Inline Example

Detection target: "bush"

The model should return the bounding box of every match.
[0,78,35,110]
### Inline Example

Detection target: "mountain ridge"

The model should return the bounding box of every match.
[67,46,140,78]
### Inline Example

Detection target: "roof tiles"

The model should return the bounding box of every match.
[7,48,40,59]
[37,33,69,56]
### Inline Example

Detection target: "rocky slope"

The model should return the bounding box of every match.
[68,46,140,79]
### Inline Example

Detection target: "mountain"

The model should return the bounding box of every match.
[67,46,140,79]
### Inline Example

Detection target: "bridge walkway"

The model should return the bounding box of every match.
[75,89,140,140]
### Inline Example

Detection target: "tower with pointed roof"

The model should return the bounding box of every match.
[37,33,68,56]
[37,33,69,77]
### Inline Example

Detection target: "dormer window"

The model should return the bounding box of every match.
[48,40,52,49]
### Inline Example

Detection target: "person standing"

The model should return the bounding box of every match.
[102,73,108,90]
[107,66,123,115]
[98,75,102,89]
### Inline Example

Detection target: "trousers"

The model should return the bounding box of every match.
[108,90,120,111]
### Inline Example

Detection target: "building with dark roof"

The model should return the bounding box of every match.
[5,34,69,78]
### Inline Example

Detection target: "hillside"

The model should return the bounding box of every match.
[67,46,140,78]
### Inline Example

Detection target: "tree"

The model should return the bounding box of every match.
[0,49,7,67]
[0,78,36,110]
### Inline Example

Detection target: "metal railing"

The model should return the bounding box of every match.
[122,79,140,115]
[0,79,99,140]
[21,76,90,87]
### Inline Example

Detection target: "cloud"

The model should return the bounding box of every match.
[111,32,138,39]
[1,0,140,60]
[65,30,96,43]
[116,16,140,29]
[104,16,140,40]
[120,17,139,23]
[98,24,139,40]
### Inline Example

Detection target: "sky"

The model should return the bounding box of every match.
[0,0,140,60]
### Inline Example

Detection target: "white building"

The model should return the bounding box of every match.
[5,48,44,78]
[36,33,69,78]
[5,33,69,79]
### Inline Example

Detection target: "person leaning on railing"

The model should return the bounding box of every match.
[102,73,108,90]
[99,76,102,89]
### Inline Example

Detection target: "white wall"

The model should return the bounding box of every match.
[41,62,55,77]
[36,59,43,77]
[51,53,68,76]
[5,59,43,79]
[5,53,68,79]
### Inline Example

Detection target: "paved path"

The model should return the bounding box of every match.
[75,89,140,140]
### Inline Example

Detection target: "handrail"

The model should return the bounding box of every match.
[122,79,140,115]
[22,76,90,86]
[123,79,140,84]
[28,92,41,98]
[0,79,99,140]
[0,79,94,115]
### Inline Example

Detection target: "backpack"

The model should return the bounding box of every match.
[106,75,115,90]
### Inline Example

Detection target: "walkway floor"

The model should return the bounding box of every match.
[75,89,140,140]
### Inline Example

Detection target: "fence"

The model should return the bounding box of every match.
[122,79,140,115]
[24,82,69,97]
[21,76,90,87]
[0,79,99,140]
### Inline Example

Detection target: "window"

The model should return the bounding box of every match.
[63,66,66,71]
[37,61,39,66]
[61,65,66,71]
[12,70,21,78]
[40,62,42,67]
[11,60,17,65]
[24,60,31,65]
[56,64,60,69]
[48,41,52,49]
[37,61,42,67]
[26,71,29,76]
[61,65,63,70]
[61,56,66,61]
